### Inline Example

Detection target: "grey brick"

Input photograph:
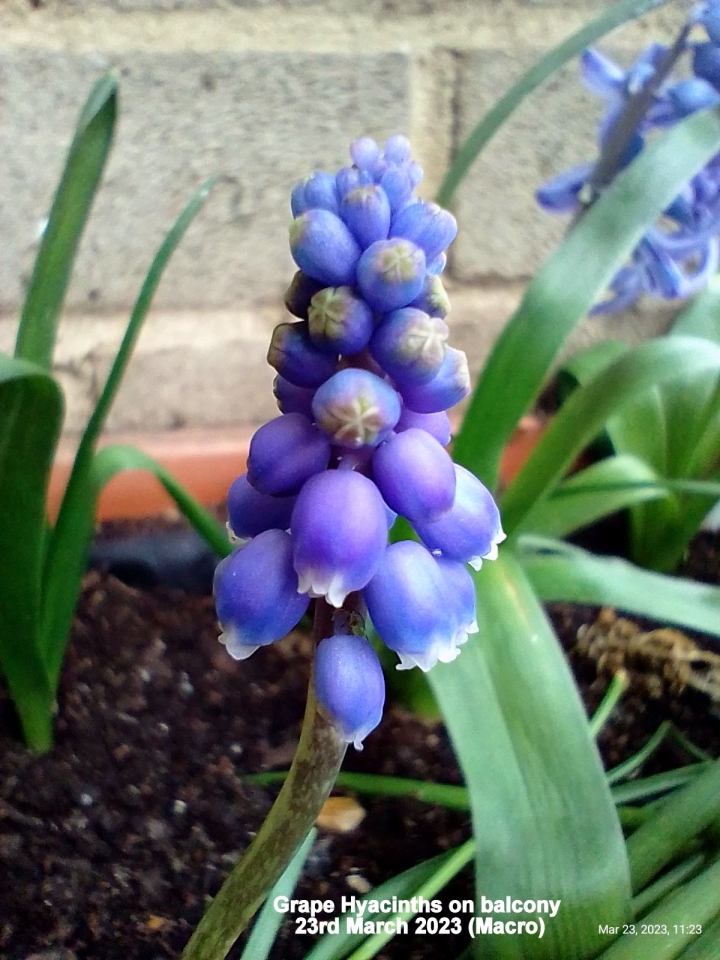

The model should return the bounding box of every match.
[0,49,409,311]
[451,49,599,282]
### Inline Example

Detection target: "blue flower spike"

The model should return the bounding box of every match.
[215,134,504,748]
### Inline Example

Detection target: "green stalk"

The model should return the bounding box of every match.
[182,601,346,960]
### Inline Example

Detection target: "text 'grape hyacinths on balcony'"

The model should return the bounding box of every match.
[214,136,504,749]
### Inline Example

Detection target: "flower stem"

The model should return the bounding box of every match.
[181,600,346,960]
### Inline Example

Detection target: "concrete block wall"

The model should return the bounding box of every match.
[0,0,685,434]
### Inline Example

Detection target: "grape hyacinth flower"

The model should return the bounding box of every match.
[537,7,720,313]
[214,136,503,749]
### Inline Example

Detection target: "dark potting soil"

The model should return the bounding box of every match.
[0,529,718,960]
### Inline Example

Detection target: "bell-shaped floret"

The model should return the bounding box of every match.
[214,530,310,660]
[410,274,450,319]
[372,428,455,522]
[363,541,461,671]
[284,271,326,320]
[247,413,331,495]
[273,375,315,417]
[390,201,458,264]
[267,321,337,388]
[436,557,478,646]
[308,287,375,356]
[370,307,448,387]
[427,252,447,276]
[396,407,451,446]
[290,209,361,286]
[291,470,388,607]
[227,473,296,540]
[357,238,426,312]
[341,185,391,249]
[536,164,593,214]
[400,346,470,413]
[413,464,504,570]
[314,633,385,749]
[312,368,401,448]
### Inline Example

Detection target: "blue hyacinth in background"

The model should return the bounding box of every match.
[538,0,720,313]
[213,135,504,749]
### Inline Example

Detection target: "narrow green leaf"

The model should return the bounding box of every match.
[631,853,706,918]
[589,671,629,738]
[0,355,63,751]
[606,723,672,786]
[453,108,720,489]
[502,337,720,534]
[429,549,630,959]
[676,915,720,959]
[15,74,117,370]
[42,443,228,686]
[249,770,471,811]
[240,828,316,960]
[521,454,667,539]
[517,536,720,638]
[304,847,463,960]
[436,0,670,206]
[347,840,475,960]
[39,180,217,683]
[610,766,707,806]
[599,858,720,959]
[626,761,720,893]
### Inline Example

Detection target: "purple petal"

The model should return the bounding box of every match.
[247,413,331,495]
[314,634,385,749]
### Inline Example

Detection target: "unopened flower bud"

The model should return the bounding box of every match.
[384,135,412,164]
[292,470,388,607]
[364,540,461,671]
[227,473,296,540]
[314,634,385,749]
[290,209,361,286]
[370,307,448,388]
[372,428,456,522]
[410,274,450,319]
[214,529,310,660]
[357,238,426,312]
[267,321,337,388]
[247,413,331,495]
[391,201,458,264]
[312,368,401,448]
[413,464,505,570]
[308,287,375,356]
[379,167,413,213]
[350,137,381,171]
[273,375,315,417]
[427,252,447,276]
[400,346,470,413]
[284,271,326,320]
[396,407,452,446]
[341,185,391,249]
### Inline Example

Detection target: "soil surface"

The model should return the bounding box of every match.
[0,526,718,960]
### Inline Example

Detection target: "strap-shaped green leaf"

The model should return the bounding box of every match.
[501,337,720,535]
[517,535,720,638]
[453,107,720,490]
[436,0,670,206]
[519,454,668,538]
[39,180,217,684]
[15,73,117,370]
[0,354,63,751]
[428,549,630,959]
